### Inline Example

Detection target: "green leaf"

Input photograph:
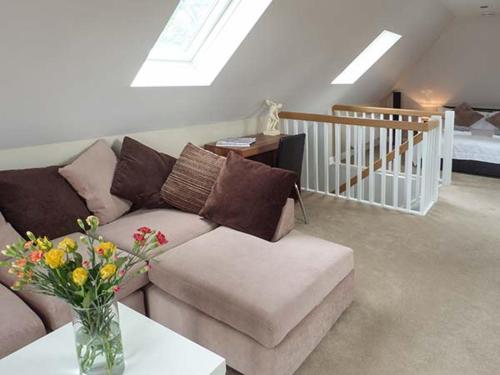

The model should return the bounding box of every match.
[114,257,127,270]
[82,291,93,308]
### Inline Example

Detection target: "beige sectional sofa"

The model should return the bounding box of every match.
[0,200,354,375]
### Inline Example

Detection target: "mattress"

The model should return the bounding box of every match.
[453,131,500,164]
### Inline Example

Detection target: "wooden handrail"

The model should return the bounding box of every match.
[332,104,442,118]
[338,132,424,194]
[278,111,439,132]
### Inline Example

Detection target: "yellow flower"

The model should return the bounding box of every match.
[36,237,52,251]
[72,267,88,286]
[58,237,78,253]
[95,242,116,258]
[44,248,66,269]
[100,263,117,280]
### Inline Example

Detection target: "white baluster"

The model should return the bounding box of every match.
[393,129,401,208]
[303,121,310,191]
[380,128,387,207]
[357,126,363,201]
[284,120,290,135]
[314,122,319,192]
[388,114,393,169]
[442,111,455,186]
[324,123,329,194]
[345,125,351,199]
[406,130,414,211]
[420,132,429,214]
[335,124,341,196]
[369,119,375,204]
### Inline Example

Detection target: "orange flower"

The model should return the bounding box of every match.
[14,258,27,269]
[29,250,43,264]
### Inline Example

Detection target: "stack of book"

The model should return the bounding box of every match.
[215,137,256,148]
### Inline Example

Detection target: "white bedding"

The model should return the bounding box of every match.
[453,131,500,164]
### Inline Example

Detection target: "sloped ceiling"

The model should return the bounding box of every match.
[0,0,452,149]
[440,0,500,17]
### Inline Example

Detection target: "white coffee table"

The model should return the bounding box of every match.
[0,303,226,374]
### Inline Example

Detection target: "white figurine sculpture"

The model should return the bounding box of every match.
[264,99,283,136]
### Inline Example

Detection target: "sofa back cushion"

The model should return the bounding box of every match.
[59,140,132,224]
[161,143,225,214]
[111,137,177,210]
[200,152,297,241]
[0,167,91,240]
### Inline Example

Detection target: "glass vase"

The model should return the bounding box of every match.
[71,300,125,375]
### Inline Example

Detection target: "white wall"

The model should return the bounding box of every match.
[0,0,451,150]
[395,16,500,110]
[0,118,260,171]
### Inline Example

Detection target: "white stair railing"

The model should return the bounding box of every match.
[279,109,445,215]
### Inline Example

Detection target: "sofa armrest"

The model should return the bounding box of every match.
[271,198,295,242]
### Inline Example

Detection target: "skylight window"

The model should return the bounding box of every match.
[132,0,273,87]
[331,30,401,85]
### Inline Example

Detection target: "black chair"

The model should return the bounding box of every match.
[275,134,308,223]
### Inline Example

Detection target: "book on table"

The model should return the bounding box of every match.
[215,137,256,148]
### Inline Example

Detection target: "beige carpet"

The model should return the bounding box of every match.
[229,173,500,375]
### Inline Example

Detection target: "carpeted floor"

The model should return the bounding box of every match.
[228,173,500,375]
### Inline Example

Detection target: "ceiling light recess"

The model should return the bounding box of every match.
[331,30,402,85]
[132,0,273,87]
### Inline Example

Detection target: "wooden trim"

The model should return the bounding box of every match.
[332,104,442,118]
[338,132,424,194]
[278,111,439,132]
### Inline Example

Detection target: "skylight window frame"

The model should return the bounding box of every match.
[331,30,402,85]
[150,0,236,63]
[132,0,273,87]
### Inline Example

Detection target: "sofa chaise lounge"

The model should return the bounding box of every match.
[1,199,353,374]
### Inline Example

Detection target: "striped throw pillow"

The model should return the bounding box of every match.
[161,143,225,214]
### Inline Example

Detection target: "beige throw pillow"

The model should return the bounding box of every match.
[0,212,21,258]
[59,140,131,224]
[161,143,225,214]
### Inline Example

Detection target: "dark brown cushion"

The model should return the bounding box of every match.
[200,152,297,241]
[454,102,483,128]
[0,166,91,239]
[161,143,225,214]
[111,137,177,210]
[486,112,500,134]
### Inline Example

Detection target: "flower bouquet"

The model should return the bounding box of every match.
[0,216,167,375]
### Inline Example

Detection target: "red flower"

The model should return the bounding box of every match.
[137,227,152,234]
[156,232,168,245]
[133,233,145,243]
[29,250,43,264]
[112,285,121,294]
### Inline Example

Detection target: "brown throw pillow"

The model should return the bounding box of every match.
[59,140,132,224]
[200,152,297,241]
[161,143,225,214]
[486,112,500,135]
[0,166,92,240]
[111,137,177,210]
[454,102,483,128]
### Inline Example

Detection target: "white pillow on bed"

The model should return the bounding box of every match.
[470,118,496,137]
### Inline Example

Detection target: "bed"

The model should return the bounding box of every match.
[444,105,500,178]
[452,131,500,178]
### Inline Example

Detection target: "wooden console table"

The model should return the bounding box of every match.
[204,133,285,165]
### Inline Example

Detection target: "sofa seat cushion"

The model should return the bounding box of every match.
[149,227,354,348]
[96,208,217,254]
[0,283,46,359]
[0,233,148,331]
